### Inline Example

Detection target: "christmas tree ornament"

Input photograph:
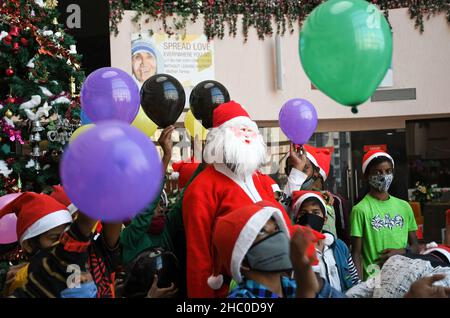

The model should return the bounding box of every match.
[31,120,44,132]
[20,37,28,46]
[5,67,14,77]
[3,35,12,45]
[9,26,20,37]
[69,44,77,54]
[45,0,59,9]
[19,95,42,110]
[12,42,19,51]
[34,161,41,171]
[0,31,9,41]
[31,145,41,157]
[5,109,13,118]
[5,96,16,104]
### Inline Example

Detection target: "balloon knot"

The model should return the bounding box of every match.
[351,106,358,114]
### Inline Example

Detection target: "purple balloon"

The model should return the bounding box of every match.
[81,67,140,124]
[60,121,163,222]
[0,193,21,244]
[279,98,318,145]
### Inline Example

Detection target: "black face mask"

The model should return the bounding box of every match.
[296,213,325,232]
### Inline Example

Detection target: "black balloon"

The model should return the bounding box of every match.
[140,74,186,128]
[189,80,230,129]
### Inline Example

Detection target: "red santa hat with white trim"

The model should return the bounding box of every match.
[208,202,291,289]
[362,149,394,174]
[50,185,78,215]
[302,145,333,181]
[212,100,256,129]
[423,242,450,264]
[0,192,72,245]
[291,190,327,220]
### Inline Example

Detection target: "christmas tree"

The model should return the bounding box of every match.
[0,0,84,195]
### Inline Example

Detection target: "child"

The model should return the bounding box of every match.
[351,150,419,280]
[292,190,360,292]
[0,192,97,297]
[209,201,344,298]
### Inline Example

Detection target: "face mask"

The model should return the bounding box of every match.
[301,176,316,190]
[369,173,394,192]
[245,231,292,272]
[60,281,98,298]
[296,213,325,232]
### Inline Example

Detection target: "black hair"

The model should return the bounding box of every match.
[300,197,326,216]
[122,247,179,298]
[284,155,292,176]
[364,156,394,177]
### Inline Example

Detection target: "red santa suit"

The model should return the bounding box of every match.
[182,101,295,298]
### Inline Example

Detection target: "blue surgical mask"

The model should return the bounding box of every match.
[60,281,98,298]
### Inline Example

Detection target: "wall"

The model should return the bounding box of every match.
[110,8,450,130]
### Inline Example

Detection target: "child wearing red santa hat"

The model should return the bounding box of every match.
[291,190,360,292]
[350,149,419,280]
[210,201,345,298]
[0,192,97,297]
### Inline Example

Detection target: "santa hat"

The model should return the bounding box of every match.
[50,185,78,215]
[171,158,200,189]
[302,145,332,181]
[362,149,394,174]
[423,242,450,264]
[208,202,290,289]
[291,190,327,219]
[212,101,255,129]
[0,192,72,245]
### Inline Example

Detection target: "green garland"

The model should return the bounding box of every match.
[110,0,450,40]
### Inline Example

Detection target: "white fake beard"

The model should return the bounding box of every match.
[204,125,268,179]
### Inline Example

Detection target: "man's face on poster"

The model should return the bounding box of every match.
[132,51,157,83]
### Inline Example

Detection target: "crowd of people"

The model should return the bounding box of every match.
[1,101,450,298]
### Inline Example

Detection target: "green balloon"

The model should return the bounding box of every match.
[299,0,393,112]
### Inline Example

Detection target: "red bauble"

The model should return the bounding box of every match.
[5,96,16,104]
[3,35,12,45]
[12,42,19,51]
[20,37,28,46]
[9,26,20,37]
[5,67,14,77]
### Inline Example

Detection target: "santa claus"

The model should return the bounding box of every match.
[182,101,308,297]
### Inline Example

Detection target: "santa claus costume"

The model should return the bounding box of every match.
[182,101,299,298]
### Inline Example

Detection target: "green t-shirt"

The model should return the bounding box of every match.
[350,194,417,280]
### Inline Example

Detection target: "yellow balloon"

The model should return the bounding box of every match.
[132,106,158,138]
[184,109,208,141]
[69,124,95,143]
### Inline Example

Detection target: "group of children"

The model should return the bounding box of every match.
[1,104,450,299]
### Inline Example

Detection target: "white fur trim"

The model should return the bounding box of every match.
[426,242,438,249]
[423,247,450,264]
[230,206,289,283]
[169,171,180,180]
[362,152,394,174]
[67,203,78,215]
[306,151,327,181]
[213,164,262,202]
[220,116,258,131]
[20,209,72,244]
[323,233,335,246]
[271,183,281,193]
[292,193,327,218]
[207,274,224,290]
